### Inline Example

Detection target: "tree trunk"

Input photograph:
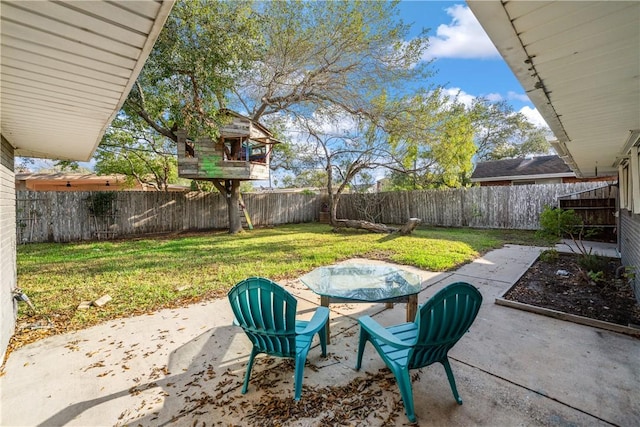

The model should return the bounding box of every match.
[333,219,397,233]
[212,179,243,234]
[333,217,421,234]
[227,181,242,234]
[398,218,421,234]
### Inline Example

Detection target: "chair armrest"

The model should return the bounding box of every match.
[297,306,330,336]
[359,315,412,349]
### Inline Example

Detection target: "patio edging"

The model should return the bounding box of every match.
[494,252,640,337]
[494,297,640,337]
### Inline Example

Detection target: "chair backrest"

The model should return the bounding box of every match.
[409,282,483,370]
[228,277,298,358]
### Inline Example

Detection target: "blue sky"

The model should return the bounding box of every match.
[398,1,546,127]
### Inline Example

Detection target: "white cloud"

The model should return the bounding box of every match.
[507,91,531,103]
[519,106,549,129]
[443,87,475,107]
[485,93,503,102]
[423,4,500,61]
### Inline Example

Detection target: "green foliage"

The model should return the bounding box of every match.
[587,270,604,284]
[239,0,432,120]
[537,206,581,241]
[578,254,608,276]
[539,249,560,263]
[53,160,81,172]
[96,117,179,191]
[96,1,263,195]
[470,98,552,161]
[538,205,608,281]
[282,169,329,188]
[239,181,255,193]
[127,0,263,138]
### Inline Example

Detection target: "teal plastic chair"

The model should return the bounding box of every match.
[228,277,329,400]
[355,282,483,423]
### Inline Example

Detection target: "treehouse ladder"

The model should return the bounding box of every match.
[238,193,253,230]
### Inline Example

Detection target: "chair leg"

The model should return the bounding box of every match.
[355,330,369,370]
[393,367,417,423]
[242,348,259,394]
[318,325,327,357]
[441,358,463,404]
[294,351,310,401]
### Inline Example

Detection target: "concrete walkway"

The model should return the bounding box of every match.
[1,245,638,426]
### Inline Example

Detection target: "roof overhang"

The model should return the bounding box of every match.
[467,1,640,178]
[1,0,175,161]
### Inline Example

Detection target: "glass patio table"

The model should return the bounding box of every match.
[300,264,422,343]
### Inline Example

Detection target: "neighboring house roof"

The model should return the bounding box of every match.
[15,172,189,192]
[471,155,573,182]
[0,1,175,161]
[467,1,640,177]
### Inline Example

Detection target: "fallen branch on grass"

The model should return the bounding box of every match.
[333,217,421,235]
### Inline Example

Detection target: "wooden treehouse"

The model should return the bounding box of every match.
[177,110,279,181]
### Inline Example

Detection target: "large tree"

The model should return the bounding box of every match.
[384,94,476,190]
[233,0,432,121]
[231,0,449,230]
[287,86,455,231]
[94,0,262,231]
[470,98,551,161]
[101,0,450,232]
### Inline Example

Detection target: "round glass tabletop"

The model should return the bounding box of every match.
[300,264,422,302]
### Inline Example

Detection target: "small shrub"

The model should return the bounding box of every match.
[538,205,599,256]
[539,249,560,263]
[587,270,604,284]
[578,253,608,275]
[537,206,581,241]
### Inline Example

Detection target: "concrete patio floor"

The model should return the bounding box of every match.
[1,244,638,426]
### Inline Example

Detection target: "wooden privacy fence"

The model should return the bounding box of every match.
[15,191,321,243]
[337,182,613,229]
[16,182,610,243]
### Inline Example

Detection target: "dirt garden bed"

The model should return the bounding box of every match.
[500,252,640,334]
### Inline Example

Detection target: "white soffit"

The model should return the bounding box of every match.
[1,0,174,161]
[467,1,640,177]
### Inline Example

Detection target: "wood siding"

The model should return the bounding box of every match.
[16,183,610,244]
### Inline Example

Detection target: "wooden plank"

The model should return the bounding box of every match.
[495,297,639,336]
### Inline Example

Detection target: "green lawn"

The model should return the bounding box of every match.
[16,223,549,334]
